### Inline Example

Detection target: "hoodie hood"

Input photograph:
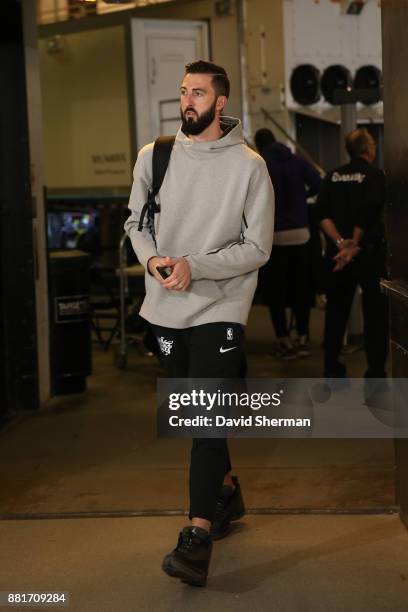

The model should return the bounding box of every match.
[175,116,244,155]
[263,141,292,162]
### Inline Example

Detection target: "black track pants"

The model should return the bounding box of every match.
[323,248,388,376]
[260,243,311,338]
[152,322,245,522]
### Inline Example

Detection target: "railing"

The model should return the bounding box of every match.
[260,107,325,177]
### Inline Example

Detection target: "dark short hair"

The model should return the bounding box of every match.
[345,128,374,159]
[254,128,276,152]
[184,60,230,98]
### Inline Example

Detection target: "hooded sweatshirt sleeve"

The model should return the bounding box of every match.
[124,143,158,269]
[185,159,274,280]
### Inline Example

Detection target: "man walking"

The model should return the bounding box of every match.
[316,128,388,378]
[125,60,274,586]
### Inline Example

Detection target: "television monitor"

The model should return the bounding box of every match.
[47,210,100,255]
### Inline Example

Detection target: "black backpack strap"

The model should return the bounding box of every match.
[138,135,176,233]
[151,135,176,196]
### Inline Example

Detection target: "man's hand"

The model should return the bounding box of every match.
[161,257,191,291]
[333,243,361,272]
[338,238,356,250]
[147,256,191,291]
[147,256,174,282]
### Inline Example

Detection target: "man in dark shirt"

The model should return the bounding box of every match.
[255,128,322,359]
[316,128,388,377]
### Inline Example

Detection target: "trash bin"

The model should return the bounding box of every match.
[49,250,92,395]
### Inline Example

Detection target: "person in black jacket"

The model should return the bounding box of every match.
[255,128,322,359]
[316,128,388,378]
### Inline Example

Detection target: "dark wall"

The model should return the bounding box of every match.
[295,114,341,173]
[382,0,408,529]
[0,0,39,418]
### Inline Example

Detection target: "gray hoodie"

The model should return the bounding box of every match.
[124,116,274,328]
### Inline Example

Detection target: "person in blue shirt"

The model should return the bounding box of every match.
[255,128,322,359]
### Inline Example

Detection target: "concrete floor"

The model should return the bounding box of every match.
[0,305,402,610]
[0,306,395,516]
[1,514,407,611]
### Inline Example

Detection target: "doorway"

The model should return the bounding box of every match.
[131,18,209,148]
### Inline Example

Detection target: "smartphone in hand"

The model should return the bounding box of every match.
[156,266,172,279]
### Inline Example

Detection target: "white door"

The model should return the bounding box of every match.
[131,19,209,149]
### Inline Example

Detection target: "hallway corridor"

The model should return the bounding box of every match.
[0,306,402,610]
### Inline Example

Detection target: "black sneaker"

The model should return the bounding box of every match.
[270,341,297,361]
[162,526,212,587]
[211,476,245,541]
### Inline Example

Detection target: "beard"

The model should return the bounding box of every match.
[180,99,218,135]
